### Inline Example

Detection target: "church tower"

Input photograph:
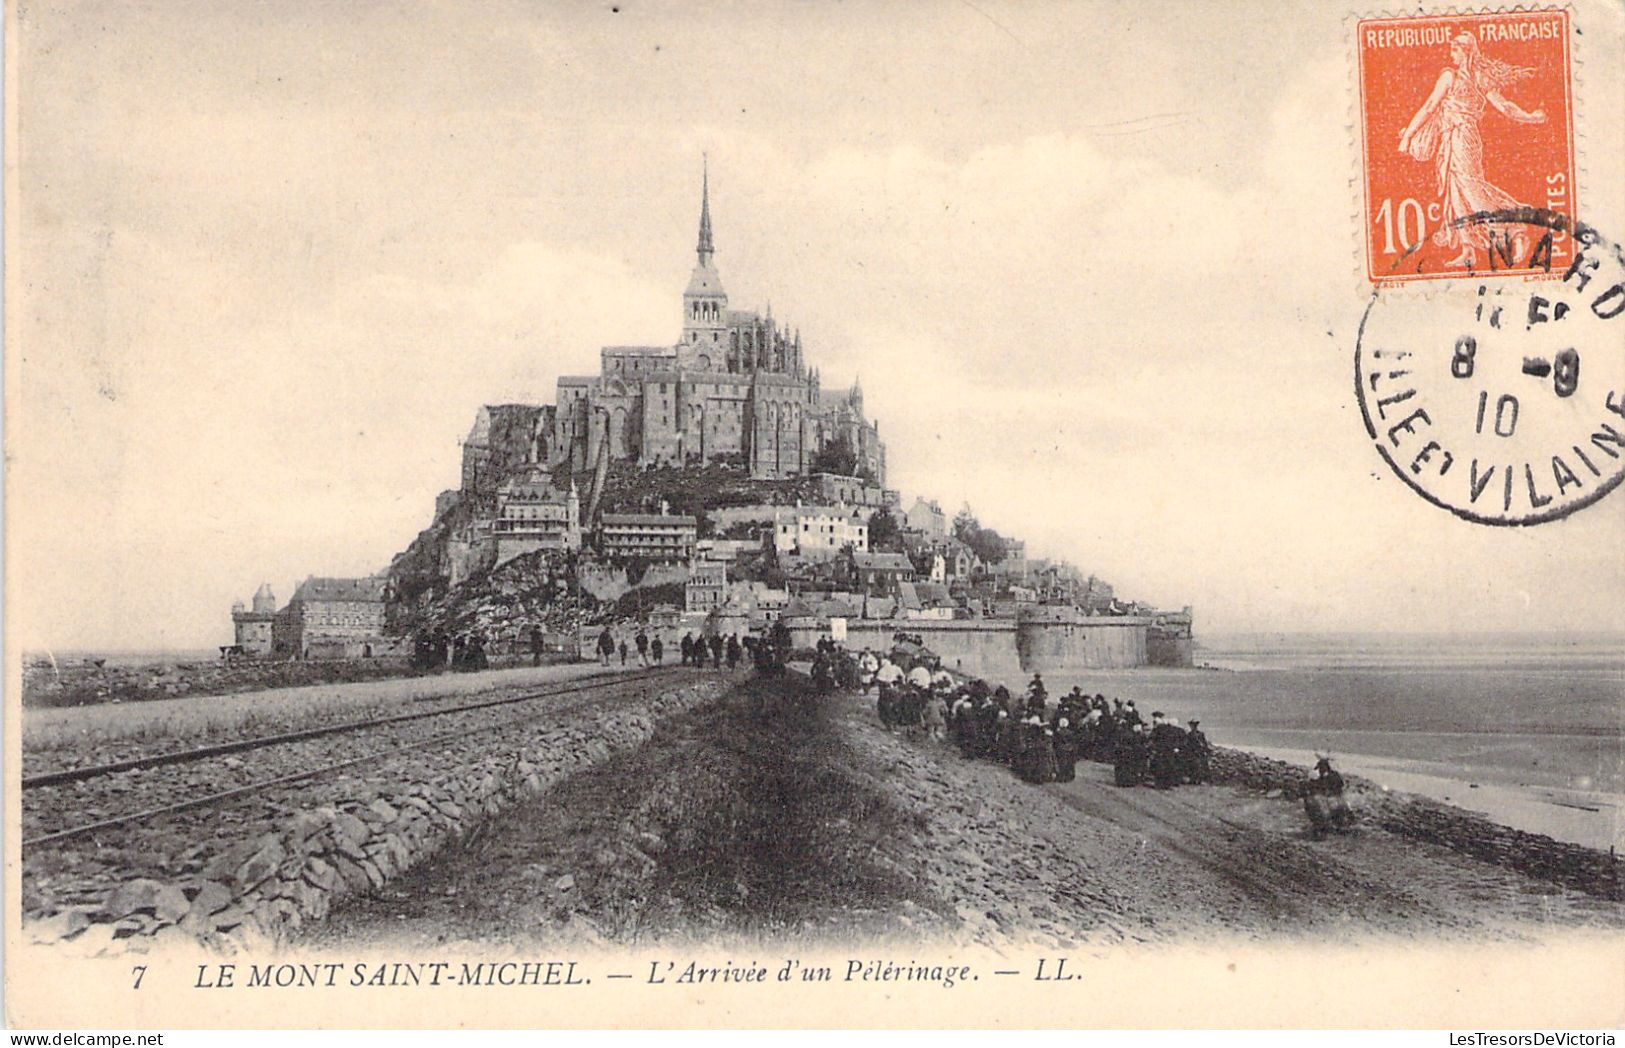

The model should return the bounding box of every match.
[681,158,728,358]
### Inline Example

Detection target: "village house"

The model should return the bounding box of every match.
[724,580,790,622]
[904,496,947,538]
[685,557,728,613]
[773,504,869,561]
[598,513,698,561]
[271,576,390,659]
[842,550,916,595]
[492,466,581,567]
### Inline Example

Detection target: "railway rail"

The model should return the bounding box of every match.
[23,666,680,788]
[23,666,696,850]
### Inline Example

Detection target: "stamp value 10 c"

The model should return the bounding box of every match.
[1357,9,1576,284]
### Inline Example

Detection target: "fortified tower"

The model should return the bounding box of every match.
[231,584,276,655]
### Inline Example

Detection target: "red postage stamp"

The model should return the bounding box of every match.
[1357,9,1576,284]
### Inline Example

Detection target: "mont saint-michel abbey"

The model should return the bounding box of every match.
[485,167,885,485]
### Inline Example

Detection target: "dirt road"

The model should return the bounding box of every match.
[303,676,1625,949]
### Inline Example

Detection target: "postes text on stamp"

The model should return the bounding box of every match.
[1358,10,1576,284]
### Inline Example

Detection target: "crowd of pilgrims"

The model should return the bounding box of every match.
[812,641,1213,788]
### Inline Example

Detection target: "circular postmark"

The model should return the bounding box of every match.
[1356,209,1625,525]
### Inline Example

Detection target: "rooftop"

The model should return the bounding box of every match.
[851,552,913,571]
[601,514,700,527]
[291,577,389,604]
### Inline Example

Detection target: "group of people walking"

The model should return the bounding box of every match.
[841,647,1213,790]
[411,629,489,672]
[593,627,748,670]
[680,631,744,670]
[595,628,664,667]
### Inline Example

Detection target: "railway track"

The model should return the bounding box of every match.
[24,666,680,788]
[23,666,697,850]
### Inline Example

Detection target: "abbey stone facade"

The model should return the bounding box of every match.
[465,166,886,487]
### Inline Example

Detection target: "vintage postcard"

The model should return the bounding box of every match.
[6,0,1624,1032]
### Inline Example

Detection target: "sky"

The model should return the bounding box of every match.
[9,0,1625,651]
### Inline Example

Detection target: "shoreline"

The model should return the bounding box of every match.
[1024,657,1622,851]
[1239,743,1624,852]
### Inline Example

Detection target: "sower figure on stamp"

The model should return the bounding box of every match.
[1398,32,1546,268]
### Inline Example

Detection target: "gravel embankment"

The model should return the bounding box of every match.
[23,670,727,951]
[307,676,1625,950]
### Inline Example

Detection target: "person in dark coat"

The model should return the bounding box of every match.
[1114,724,1151,787]
[1093,707,1119,763]
[1183,719,1211,784]
[1076,709,1103,763]
[680,632,694,666]
[1311,756,1345,795]
[1025,674,1048,716]
[835,648,858,689]
[811,652,834,693]
[650,637,664,665]
[974,695,1001,760]
[618,639,629,666]
[1002,708,1026,769]
[1305,755,1354,837]
[465,633,489,671]
[635,630,649,665]
[1018,716,1057,784]
[950,691,978,758]
[1051,709,1080,782]
[1149,712,1186,789]
[597,629,615,667]
[709,633,724,668]
[993,687,1020,765]
[726,634,741,670]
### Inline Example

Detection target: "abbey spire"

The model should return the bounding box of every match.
[682,156,728,348]
[697,154,715,265]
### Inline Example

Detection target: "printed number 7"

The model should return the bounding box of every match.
[132,965,147,990]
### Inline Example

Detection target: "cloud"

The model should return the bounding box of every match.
[12,2,1623,649]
